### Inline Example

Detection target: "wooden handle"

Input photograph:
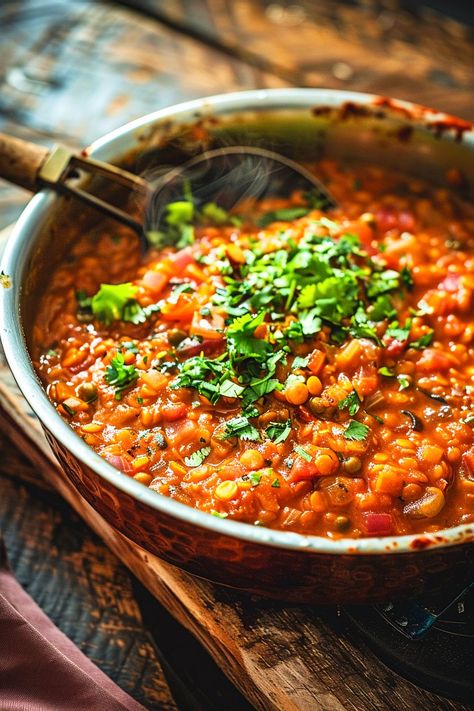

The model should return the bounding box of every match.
[0,132,49,192]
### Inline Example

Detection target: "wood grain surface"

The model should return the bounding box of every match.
[1,2,473,709]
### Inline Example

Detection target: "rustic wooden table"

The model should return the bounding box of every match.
[0,2,473,710]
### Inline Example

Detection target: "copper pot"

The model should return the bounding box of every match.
[1,89,473,603]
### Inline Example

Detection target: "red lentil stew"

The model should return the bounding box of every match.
[32,160,474,538]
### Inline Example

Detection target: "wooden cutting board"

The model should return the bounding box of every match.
[0,224,469,711]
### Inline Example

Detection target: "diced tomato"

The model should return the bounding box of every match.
[142,269,168,295]
[384,338,407,357]
[169,248,194,272]
[307,349,326,375]
[103,453,134,473]
[161,403,189,422]
[437,274,461,293]
[289,457,320,482]
[462,448,474,477]
[416,348,458,373]
[160,294,197,322]
[374,208,399,233]
[296,406,314,423]
[363,512,393,535]
[190,311,225,340]
[353,366,379,396]
[341,220,377,255]
[177,336,225,357]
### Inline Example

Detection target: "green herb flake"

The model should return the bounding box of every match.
[184,446,211,467]
[248,472,263,487]
[62,403,76,417]
[409,330,434,350]
[338,390,361,416]
[211,510,228,519]
[293,445,312,462]
[343,420,370,441]
[86,283,146,326]
[271,478,280,488]
[223,416,260,442]
[292,355,310,370]
[378,366,395,377]
[104,353,139,400]
[397,375,411,391]
[266,420,292,444]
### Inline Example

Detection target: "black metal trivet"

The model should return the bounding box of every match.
[344,583,474,704]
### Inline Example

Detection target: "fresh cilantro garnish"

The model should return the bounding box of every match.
[184,447,211,467]
[219,380,245,398]
[409,330,434,350]
[369,295,396,322]
[292,355,310,370]
[121,341,139,353]
[200,202,237,225]
[271,478,280,488]
[223,416,260,441]
[211,510,228,518]
[248,472,263,486]
[80,283,146,326]
[266,420,292,444]
[104,353,139,400]
[147,200,195,249]
[367,269,401,298]
[385,319,412,342]
[338,390,361,416]
[343,420,369,441]
[76,290,92,313]
[397,375,411,390]
[293,445,312,462]
[378,366,395,377]
[62,402,76,416]
[400,266,414,291]
[171,282,194,297]
[257,206,311,228]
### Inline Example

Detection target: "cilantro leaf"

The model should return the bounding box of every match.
[184,447,211,467]
[367,269,400,298]
[87,283,145,326]
[266,420,292,444]
[257,206,310,227]
[385,319,412,342]
[248,472,263,486]
[409,330,434,350]
[378,366,395,377]
[223,416,260,441]
[293,444,312,462]
[147,200,195,249]
[219,379,245,398]
[401,266,414,291]
[338,390,361,416]
[104,353,139,400]
[397,374,411,390]
[343,420,370,441]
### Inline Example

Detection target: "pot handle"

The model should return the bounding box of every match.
[0,132,49,192]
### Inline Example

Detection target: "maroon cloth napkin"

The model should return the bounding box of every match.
[0,541,147,711]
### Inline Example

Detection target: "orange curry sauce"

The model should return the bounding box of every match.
[33,161,474,538]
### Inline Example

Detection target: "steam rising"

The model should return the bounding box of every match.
[139,146,324,233]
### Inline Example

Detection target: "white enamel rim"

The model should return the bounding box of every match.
[1,88,473,555]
